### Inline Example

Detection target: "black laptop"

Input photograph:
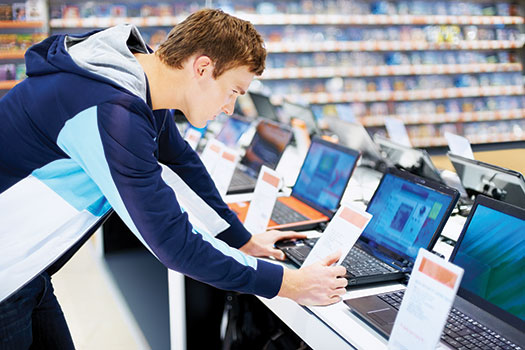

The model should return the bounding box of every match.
[227,119,292,194]
[277,167,459,286]
[345,195,525,349]
[448,152,525,209]
[248,91,281,122]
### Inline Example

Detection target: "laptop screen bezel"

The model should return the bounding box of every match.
[359,167,460,266]
[240,119,293,176]
[448,152,525,208]
[449,195,525,332]
[290,137,361,217]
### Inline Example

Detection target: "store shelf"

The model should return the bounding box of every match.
[49,15,186,28]
[265,40,524,53]
[277,85,524,104]
[49,14,525,28]
[359,108,525,127]
[261,63,523,80]
[412,132,525,147]
[0,80,21,89]
[0,20,45,28]
[0,51,26,60]
[239,14,525,26]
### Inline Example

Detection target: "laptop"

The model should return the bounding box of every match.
[278,167,459,286]
[215,114,251,148]
[374,135,443,183]
[227,119,292,194]
[248,91,281,122]
[448,152,525,209]
[324,116,389,172]
[280,100,320,136]
[344,195,525,349]
[230,137,360,230]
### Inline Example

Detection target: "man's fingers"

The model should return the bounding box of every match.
[272,230,307,241]
[321,250,342,266]
[333,277,348,289]
[270,248,286,261]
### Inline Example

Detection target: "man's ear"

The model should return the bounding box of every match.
[193,55,214,78]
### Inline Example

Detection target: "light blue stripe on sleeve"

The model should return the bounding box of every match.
[190,219,257,269]
[56,106,147,247]
[32,158,111,217]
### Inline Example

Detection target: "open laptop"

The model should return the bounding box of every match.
[345,195,525,349]
[227,119,292,194]
[278,167,459,286]
[214,114,251,148]
[230,137,360,230]
[280,100,320,136]
[248,91,281,122]
[324,116,389,172]
[448,152,525,209]
[374,135,443,183]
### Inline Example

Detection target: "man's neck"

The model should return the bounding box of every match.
[133,52,186,111]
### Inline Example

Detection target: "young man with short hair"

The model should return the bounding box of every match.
[0,9,347,348]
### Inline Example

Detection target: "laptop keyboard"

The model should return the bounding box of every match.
[377,290,522,350]
[341,246,399,277]
[230,169,255,187]
[271,201,309,225]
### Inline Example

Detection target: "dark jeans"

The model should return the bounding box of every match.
[0,272,75,350]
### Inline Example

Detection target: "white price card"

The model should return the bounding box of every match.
[384,117,412,147]
[185,128,202,150]
[243,166,282,234]
[388,248,464,350]
[200,139,225,175]
[444,132,474,160]
[302,204,372,267]
[212,148,239,197]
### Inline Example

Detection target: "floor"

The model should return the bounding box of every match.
[52,232,151,350]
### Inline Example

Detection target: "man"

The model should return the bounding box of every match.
[0,9,347,348]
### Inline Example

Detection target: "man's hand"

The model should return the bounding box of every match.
[239,230,307,260]
[277,251,348,306]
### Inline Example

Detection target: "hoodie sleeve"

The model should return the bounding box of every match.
[155,111,253,248]
[55,102,283,298]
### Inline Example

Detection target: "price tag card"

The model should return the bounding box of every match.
[388,249,464,350]
[185,128,202,150]
[444,132,474,160]
[243,166,282,234]
[302,204,372,267]
[212,148,239,197]
[384,117,412,147]
[200,139,225,174]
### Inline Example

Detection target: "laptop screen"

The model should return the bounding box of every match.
[292,138,359,215]
[451,197,525,328]
[362,171,455,264]
[241,120,292,174]
[215,116,251,148]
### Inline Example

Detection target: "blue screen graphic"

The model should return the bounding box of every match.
[293,141,357,212]
[453,204,525,321]
[363,173,453,261]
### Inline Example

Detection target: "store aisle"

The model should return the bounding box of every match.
[52,235,150,350]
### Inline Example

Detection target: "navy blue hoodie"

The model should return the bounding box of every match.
[0,25,283,302]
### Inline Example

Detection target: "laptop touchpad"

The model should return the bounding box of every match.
[367,308,397,325]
